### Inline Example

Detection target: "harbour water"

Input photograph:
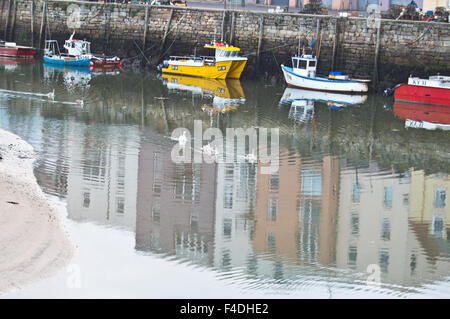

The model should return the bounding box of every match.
[1,61,450,298]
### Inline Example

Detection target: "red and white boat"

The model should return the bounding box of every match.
[394,75,450,107]
[90,55,122,69]
[0,40,36,58]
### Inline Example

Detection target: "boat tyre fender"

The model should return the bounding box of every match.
[383,83,403,97]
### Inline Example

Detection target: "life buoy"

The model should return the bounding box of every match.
[214,42,224,47]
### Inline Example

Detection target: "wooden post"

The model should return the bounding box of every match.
[30,1,34,47]
[331,18,338,71]
[38,1,46,50]
[4,0,11,41]
[220,11,226,42]
[143,3,149,50]
[104,4,110,54]
[229,11,235,45]
[159,8,174,57]
[373,21,382,90]
[9,0,16,42]
[315,18,320,40]
[256,16,264,66]
[0,1,5,36]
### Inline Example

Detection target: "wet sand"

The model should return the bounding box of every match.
[0,129,74,294]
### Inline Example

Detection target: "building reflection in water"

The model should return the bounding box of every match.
[135,129,217,266]
[4,64,448,291]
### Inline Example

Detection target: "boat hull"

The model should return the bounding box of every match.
[44,55,91,67]
[162,61,232,79]
[90,57,122,69]
[394,84,450,107]
[281,65,368,93]
[227,60,247,79]
[0,47,35,58]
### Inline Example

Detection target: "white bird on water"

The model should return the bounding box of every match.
[47,89,55,100]
[202,143,219,157]
[242,150,257,163]
[171,131,188,146]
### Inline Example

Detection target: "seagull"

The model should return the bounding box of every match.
[171,131,188,146]
[47,89,55,100]
[242,150,257,163]
[202,143,219,157]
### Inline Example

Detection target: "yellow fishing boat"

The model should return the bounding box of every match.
[157,40,247,79]
[203,42,248,79]
[158,55,232,79]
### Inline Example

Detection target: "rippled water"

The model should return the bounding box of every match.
[1,60,450,298]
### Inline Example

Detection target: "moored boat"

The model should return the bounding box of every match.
[44,40,91,67]
[159,56,232,79]
[394,75,450,107]
[203,41,247,79]
[0,40,35,58]
[44,33,121,68]
[281,55,370,93]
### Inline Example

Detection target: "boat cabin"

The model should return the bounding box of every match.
[291,55,317,78]
[204,42,242,60]
[44,40,61,57]
[64,32,91,56]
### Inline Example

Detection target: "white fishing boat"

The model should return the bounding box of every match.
[281,55,370,93]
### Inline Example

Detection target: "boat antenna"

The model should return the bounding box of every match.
[214,27,217,44]
[297,36,301,56]
[69,31,75,41]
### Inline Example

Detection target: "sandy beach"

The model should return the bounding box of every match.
[0,129,74,295]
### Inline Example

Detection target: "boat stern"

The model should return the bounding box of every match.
[227,60,247,79]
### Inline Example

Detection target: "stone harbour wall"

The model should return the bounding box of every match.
[1,0,449,87]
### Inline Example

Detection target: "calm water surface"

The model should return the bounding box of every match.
[1,61,450,298]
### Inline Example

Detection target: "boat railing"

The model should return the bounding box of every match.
[169,55,216,63]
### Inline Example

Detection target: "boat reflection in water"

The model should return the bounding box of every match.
[394,101,450,131]
[279,87,368,123]
[0,56,35,71]
[43,64,92,90]
[43,64,121,91]
[161,74,245,114]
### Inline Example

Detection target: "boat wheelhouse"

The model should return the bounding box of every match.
[203,42,247,79]
[394,75,450,107]
[281,55,369,93]
[63,34,91,56]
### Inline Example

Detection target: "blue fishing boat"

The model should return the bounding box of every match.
[44,40,91,67]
